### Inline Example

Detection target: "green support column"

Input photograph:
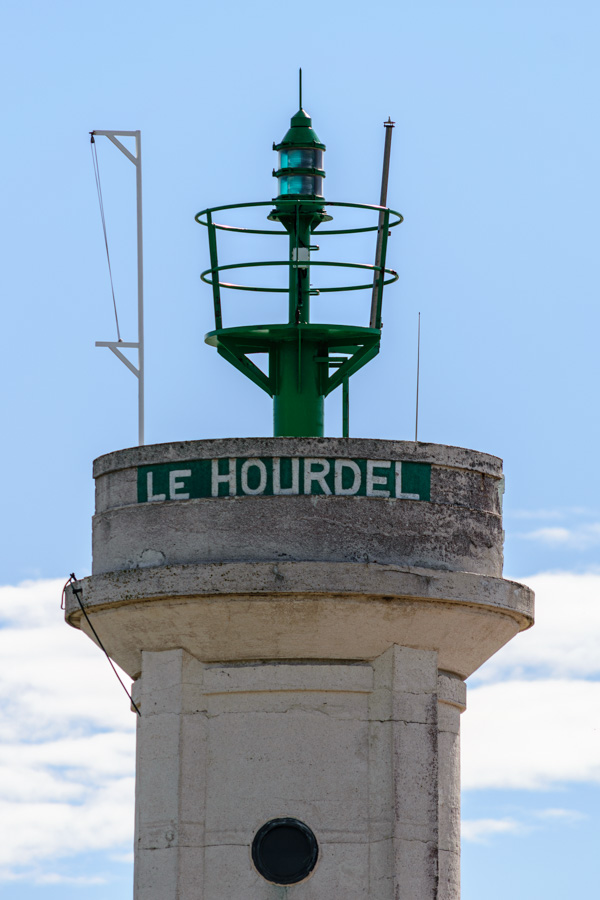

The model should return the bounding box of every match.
[273,334,324,437]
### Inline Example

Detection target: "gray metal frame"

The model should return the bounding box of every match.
[92,130,145,446]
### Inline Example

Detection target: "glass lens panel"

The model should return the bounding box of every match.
[278,176,323,196]
[278,149,324,171]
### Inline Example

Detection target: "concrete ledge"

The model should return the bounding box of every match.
[65,561,532,617]
[65,562,533,680]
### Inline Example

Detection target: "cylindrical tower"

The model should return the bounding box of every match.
[66,87,533,900]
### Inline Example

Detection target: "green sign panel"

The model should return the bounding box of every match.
[137,457,431,503]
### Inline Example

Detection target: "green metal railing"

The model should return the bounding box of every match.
[196,199,402,437]
[196,200,401,331]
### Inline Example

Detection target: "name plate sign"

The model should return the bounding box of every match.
[137,457,431,503]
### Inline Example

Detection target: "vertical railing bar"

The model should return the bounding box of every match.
[206,211,223,330]
[342,377,349,438]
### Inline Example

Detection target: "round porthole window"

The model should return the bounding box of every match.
[251,817,318,885]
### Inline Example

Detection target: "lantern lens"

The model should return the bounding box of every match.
[279,148,324,170]
[278,175,323,197]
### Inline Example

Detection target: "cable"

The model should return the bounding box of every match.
[90,134,122,342]
[65,573,141,716]
[60,574,71,610]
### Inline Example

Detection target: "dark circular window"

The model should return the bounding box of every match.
[252,817,318,885]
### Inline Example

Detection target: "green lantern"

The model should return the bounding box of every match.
[273,108,326,200]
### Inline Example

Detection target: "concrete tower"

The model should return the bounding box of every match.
[66,92,534,900]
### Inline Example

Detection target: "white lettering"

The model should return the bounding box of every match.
[211,458,237,496]
[146,472,166,502]
[303,458,331,495]
[366,460,391,497]
[334,459,361,495]
[394,461,419,499]
[273,457,300,495]
[240,458,267,495]
[169,469,191,500]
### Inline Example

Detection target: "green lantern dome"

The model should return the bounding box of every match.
[274,108,326,152]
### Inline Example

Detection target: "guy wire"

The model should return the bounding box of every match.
[66,573,140,716]
[90,134,122,342]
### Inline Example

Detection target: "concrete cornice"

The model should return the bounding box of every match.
[65,562,533,680]
[93,438,503,479]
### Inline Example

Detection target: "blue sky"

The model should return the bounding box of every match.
[1,1,599,897]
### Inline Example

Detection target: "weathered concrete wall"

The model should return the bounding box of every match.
[132,647,467,900]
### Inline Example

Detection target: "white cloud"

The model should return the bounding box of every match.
[110,851,135,864]
[473,572,600,680]
[509,509,563,521]
[520,523,600,550]
[35,873,108,886]
[461,817,524,843]
[523,526,572,543]
[460,574,600,792]
[462,679,600,790]
[0,580,134,741]
[533,807,585,824]
[508,507,597,521]
[0,777,135,870]
[461,807,587,844]
[0,578,136,882]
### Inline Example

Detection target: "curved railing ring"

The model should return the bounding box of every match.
[200,258,399,295]
[195,199,403,237]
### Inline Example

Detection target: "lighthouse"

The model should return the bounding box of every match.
[65,87,534,899]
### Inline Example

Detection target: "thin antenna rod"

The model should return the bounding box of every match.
[299,68,302,108]
[135,131,145,448]
[415,312,421,442]
[370,117,395,328]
